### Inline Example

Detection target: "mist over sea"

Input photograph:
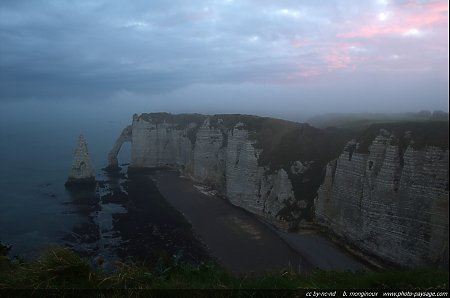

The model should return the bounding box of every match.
[0,101,132,257]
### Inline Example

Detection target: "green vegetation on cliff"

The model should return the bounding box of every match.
[356,121,449,154]
[1,246,448,290]
[308,111,449,130]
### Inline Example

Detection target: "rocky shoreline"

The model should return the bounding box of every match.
[62,168,210,271]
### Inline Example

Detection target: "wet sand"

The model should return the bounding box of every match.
[153,170,366,274]
[153,170,308,275]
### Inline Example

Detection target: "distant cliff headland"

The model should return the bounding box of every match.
[107,112,449,269]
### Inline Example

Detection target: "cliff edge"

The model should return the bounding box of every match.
[107,113,349,229]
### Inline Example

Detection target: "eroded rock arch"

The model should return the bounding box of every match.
[106,125,132,170]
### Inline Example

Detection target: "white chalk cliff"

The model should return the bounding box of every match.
[107,113,321,229]
[315,130,449,269]
[108,113,449,268]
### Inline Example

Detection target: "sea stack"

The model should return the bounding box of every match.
[65,134,96,186]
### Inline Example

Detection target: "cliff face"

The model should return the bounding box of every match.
[109,113,449,268]
[224,127,295,225]
[315,127,449,268]
[108,113,347,229]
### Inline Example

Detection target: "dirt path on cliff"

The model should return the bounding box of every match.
[152,170,309,275]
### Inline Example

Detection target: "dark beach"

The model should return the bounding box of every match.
[61,167,365,274]
[111,172,210,265]
[152,170,307,274]
[152,170,365,274]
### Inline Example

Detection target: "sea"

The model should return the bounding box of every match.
[0,100,215,270]
[0,104,130,258]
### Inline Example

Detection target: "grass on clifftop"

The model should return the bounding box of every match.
[355,121,449,154]
[0,246,448,290]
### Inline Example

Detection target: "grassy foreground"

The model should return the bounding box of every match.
[0,246,448,290]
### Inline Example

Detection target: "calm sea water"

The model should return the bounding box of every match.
[0,106,132,258]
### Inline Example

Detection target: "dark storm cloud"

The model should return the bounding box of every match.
[0,0,448,113]
[1,0,300,98]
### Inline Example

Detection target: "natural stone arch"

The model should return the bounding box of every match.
[107,125,132,170]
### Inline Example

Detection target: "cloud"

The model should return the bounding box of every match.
[0,0,447,113]
[338,0,448,38]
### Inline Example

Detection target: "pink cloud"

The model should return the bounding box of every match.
[322,45,353,71]
[278,65,322,83]
[282,40,363,83]
[338,0,448,39]
[319,41,366,73]
[284,1,447,82]
[290,39,311,48]
[286,43,359,82]
[297,67,321,78]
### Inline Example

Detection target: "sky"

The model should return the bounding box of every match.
[0,0,448,120]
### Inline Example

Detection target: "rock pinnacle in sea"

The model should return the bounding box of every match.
[65,134,96,186]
